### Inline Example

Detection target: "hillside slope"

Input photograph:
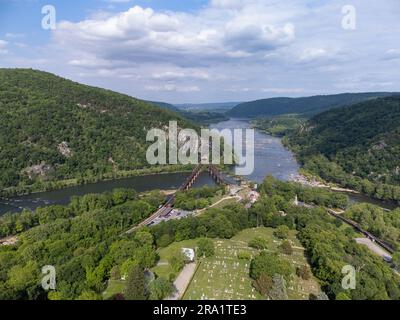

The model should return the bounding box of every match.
[0,69,193,193]
[147,100,180,113]
[288,96,400,201]
[228,93,398,118]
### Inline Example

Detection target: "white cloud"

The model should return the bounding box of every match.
[384,49,400,60]
[4,0,399,103]
[298,48,328,62]
[145,84,200,92]
[68,58,119,69]
[5,33,25,38]
[53,4,296,68]
[151,70,210,81]
[211,0,248,9]
[0,40,8,54]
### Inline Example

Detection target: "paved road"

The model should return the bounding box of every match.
[355,238,392,261]
[167,263,197,300]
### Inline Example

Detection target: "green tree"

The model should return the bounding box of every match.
[296,265,311,280]
[280,241,293,255]
[250,252,293,281]
[248,237,268,250]
[336,292,351,300]
[169,251,186,273]
[149,277,175,300]
[392,251,400,270]
[134,230,154,247]
[7,261,39,292]
[124,265,148,300]
[77,291,102,300]
[197,238,215,258]
[110,266,121,280]
[253,273,273,297]
[274,225,290,239]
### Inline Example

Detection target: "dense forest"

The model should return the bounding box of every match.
[146,101,181,113]
[288,96,400,202]
[228,92,398,118]
[0,69,195,195]
[251,114,305,137]
[343,203,400,249]
[178,110,229,125]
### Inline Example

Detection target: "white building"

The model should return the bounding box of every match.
[182,248,195,262]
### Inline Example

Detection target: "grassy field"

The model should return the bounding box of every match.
[102,280,126,300]
[211,197,238,209]
[152,239,199,279]
[153,227,321,300]
[183,238,261,300]
[231,227,320,300]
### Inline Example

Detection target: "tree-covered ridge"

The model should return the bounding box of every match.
[251,114,305,137]
[288,96,400,201]
[0,69,194,192]
[228,92,398,118]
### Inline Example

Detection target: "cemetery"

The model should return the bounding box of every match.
[154,227,320,300]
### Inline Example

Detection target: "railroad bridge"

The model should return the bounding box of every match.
[180,164,228,191]
[126,164,230,232]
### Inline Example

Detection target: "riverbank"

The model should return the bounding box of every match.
[289,173,360,194]
[0,164,195,198]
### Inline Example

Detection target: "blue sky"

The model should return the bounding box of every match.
[0,0,399,103]
[0,0,208,45]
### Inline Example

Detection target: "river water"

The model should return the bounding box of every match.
[0,118,396,215]
[0,172,216,215]
[210,119,300,182]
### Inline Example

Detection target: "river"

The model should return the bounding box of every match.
[210,119,300,182]
[0,172,216,215]
[0,118,396,215]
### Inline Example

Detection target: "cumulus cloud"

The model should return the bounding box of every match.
[53,4,296,68]
[5,0,398,103]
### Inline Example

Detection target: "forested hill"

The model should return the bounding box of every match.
[228,92,398,118]
[288,96,400,201]
[147,101,180,113]
[0,69,194,192]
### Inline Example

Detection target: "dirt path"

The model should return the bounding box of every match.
[194,196,242,216]
[167,263,197,300]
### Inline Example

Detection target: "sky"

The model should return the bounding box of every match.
[0,0,399,104]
